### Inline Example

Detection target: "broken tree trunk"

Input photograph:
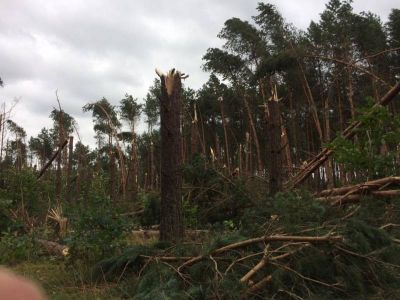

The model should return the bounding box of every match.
[36,239,69,257]
[316,176,400,205]
[156,68,186,243]
[37,139,69,180]
[317,176,400,197]
[288,81,400,188]
[318,190,400,206]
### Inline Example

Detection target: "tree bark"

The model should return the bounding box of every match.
[109,135,116,200]
[158,69,184,243]
[150,140,154,190]
[243,94,263,173]
[267,91,283,196]
[66,136,73,202]
[125,130,138,201]
[219,98,231,173]
[37,139,68,180]
[323,96,334,188]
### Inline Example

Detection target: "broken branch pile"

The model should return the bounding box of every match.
[316,176,400,206]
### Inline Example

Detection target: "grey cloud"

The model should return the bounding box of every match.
[0,0,397,147]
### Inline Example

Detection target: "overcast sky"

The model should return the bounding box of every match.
[0,0,397,148]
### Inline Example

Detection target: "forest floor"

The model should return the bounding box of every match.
[10,261,122,300]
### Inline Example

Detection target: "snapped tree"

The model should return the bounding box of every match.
[156,68,188,242]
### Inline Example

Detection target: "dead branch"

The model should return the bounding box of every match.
[130,229,209,241]
[242,275,272,298]
[224,252,264,275]
[178,234,342,271]
[357,47,400,62]
[307,54,390,87]
[271,262,343,291]
[120,209,144,217]
[240,245,269,284]
[380,223,400,230]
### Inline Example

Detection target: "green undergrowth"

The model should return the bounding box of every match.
[91,191,400,299]
[3,186,400,299]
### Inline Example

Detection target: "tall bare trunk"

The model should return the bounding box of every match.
[109,135,116,201]
[298,61,323,143]
[281,122,292,178]
[56,106,65,201]
[245,132,250,175]
[267,89,283,196]
[323,96,334,188]
[127,133,138,200]
[190,104,200,159]
[66,136,73,202]
[219,97,230,173]
[243,94,262,173]
[150,140,154,190]
[347,68,355,120]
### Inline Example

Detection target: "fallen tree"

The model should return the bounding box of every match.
[288,81,400,188]
[316,176,400,205]
[37,139,69,180]
[36,239,69,257]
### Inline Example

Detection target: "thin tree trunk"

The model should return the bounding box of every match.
[190,104,200,159]
[243,94,262,173]
[281,122,292,178]
[66,136,73,202]
[239,144,243,175]
[323,96,334,188]
[219,98,230,173]
[56,147,62,200]
[245,132,250,175]
[347,67,355,120]
[76,151,82,199]
[0,104,4,162]
[298,61,323,143]
[150,140,154,190]
[109,135,116,201]
[215,132,220,167]
[126,132,138,201]
[267,89,283,196]
[197,105,206,158]
[0,113,2,165]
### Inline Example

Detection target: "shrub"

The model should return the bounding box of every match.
[67,204,129,268]
[0,231,39,265]
[140,192,160,227]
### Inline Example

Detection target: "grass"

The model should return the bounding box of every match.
[9,260,127,299]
